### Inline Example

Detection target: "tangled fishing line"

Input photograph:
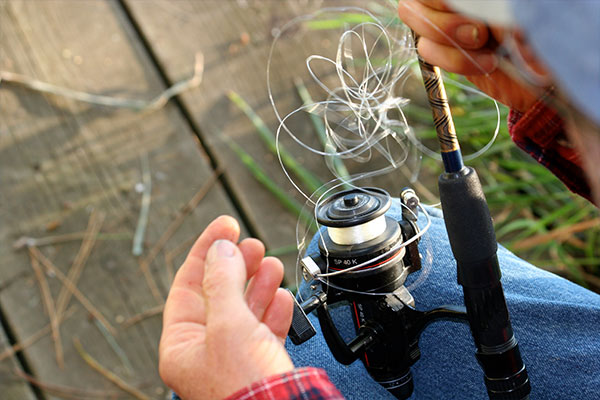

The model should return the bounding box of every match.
[267,6,501,295]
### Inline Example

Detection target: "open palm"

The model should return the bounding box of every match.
[159,216,294,400]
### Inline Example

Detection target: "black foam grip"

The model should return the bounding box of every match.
[439,167,500,286]
[439,167,530,399]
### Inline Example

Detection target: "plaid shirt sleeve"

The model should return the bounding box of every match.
[507,94,593,204]
[172,367,344,400]
[224,367,344,400]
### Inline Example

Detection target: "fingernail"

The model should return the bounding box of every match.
[456,24,480,46]
[206,240,235,264]
[476,53,498,73]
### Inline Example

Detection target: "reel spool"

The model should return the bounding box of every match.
[315,188,409,294]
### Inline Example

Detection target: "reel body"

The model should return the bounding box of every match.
[289,187,467,399]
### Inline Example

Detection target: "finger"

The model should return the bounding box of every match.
[418,0,452,12]
[238,238,266,279]
[262,288,294,341]
[398,0,488,49]
[164,216,240,328]
[186,215,240,261]
[418,37,497,75]
[466,73,540,113]
[244,257,284,320]
[170,215,240,296]
[202,239,248,322]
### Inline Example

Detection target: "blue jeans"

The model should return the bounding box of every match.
[286,202,600,399]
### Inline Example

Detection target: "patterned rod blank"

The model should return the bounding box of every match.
[417,57,460,153]
[412,30,465,173]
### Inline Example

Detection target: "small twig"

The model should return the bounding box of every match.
[93,319,133,374]
[12,231,131,251]
[0,307,76,362]
[139,168,223,303]
[28,247,64,369]
[29,246,116,335]
[132,153,152,256]
[137,258,163,304]
[73,338,151,400]
[121,305,164,329]
[56,211,104,319]
[0,53,203,112]
[13,368,125,400]
[164,236,197,283]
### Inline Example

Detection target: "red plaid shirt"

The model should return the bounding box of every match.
[225,367,343,400]
[507,96,592,203]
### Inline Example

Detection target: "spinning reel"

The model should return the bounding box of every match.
[288,187,469,399]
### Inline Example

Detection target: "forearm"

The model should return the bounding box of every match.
[507,92,593,204]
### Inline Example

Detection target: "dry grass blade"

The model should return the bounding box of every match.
[139,168,223,302]
[29,246,116,335]
[0,307,76,362]
[122,305,164,328]
[512,217,600,251]
[56,211,104,318]
[28,247,64,369]
[73,338,151,400]
[14,368,125,400]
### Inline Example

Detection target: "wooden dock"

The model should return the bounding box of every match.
[0,0,385,398]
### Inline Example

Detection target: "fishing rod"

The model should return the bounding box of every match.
[285,28,531,400]
[416,41,531,399]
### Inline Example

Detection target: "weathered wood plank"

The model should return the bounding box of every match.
[0,0,241,397]
[123,0,370,280]
[0,325,37,400]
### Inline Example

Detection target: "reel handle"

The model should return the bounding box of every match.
[287,290,327,345]
[317,302,380,365]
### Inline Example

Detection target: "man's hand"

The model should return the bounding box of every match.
[159,216,294,400]
[398,0,547,112]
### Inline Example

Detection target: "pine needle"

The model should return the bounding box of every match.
[56,211,104,319]
[121,305,164,329]
[0,307,75,362]
[28,247,64,369]
[73,338,150,400]
[29,246,116,335]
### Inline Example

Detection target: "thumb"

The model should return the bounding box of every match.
[202,239,247,320]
